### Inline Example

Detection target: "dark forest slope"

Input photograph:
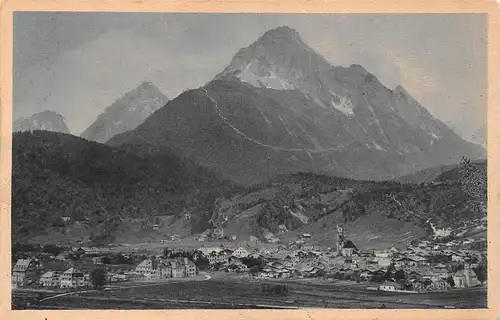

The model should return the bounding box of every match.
[12,131,238,244]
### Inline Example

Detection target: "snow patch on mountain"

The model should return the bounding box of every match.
[288,208,309,224]
[13,110,70,134]
[329,90,354,117]
[236,62,295,90]
[373,142,387,152]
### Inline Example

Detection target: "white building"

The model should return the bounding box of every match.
[81,247,100,256]
[12,258,38,287]
[60,268,90,288]
[232,247,250,259]
[374,250,390,258]
[453,264,479,288]
[135,257,197,279]
[40,271,62,287]
[376,257,393,268]
[379,281,402,292]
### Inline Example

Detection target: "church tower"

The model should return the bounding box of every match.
[336,224,345,255]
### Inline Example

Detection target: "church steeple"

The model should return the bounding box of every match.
[336,224,345,255]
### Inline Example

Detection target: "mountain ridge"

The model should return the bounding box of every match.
[80,81,169,143]
[13,110,70,134]
[109,25,484,185]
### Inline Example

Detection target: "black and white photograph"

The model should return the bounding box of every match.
[10,12,488,310]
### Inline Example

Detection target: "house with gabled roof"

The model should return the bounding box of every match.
[12,258,39,287]
[394,257,418,268]
[341,240,358,257]
[379,281,402,292]
[453,264,479,288]
[41,271,62,287]
[60,267,90,288]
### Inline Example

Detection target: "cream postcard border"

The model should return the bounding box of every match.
[0,1,498,319]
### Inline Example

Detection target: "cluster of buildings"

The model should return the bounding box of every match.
[12,220,486,294]
[12,245,200,290]
[12,258,92,289]
[41,268,91,288]
[12,259,43,288]
[191,225,485,293]
[134,257,197,280]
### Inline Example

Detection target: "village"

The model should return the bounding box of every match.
[12,224,487,296]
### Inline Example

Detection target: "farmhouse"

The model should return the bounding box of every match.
[197,247,224,256]
[135,257,197,279]
[453,265,479,288]
[232,247,250,258]
[376,257,393,268]
[374,250,390,258]
[212,228,224,240]
[394,257,418,268]
[208,250,231,265]
[40,271,62,287]
[379,281,403,292]
[60,268,91,288]
[422,270,449,282]
[12,258,39,287]
[81,247,100,256]
[341,240,358,257]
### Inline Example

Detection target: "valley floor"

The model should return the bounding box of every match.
[13,275,487,310]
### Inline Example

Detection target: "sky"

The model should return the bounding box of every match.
[13,13,487,144]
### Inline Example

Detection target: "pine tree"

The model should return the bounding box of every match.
[90,268,106,289]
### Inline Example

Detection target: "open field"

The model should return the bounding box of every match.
[14,278,487,310]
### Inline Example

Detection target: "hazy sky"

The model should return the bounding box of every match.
[13,13,487,144]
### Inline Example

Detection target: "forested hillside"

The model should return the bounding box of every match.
[208,159,486,245]
[12,131,238,243]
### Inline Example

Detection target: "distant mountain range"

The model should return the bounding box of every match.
[13,110,70,134]
[12,131,486,247]
[109,26,485,185]
[81,81,169,143]
[12,25,487,246]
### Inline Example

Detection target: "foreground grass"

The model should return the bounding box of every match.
[21,278,487,309]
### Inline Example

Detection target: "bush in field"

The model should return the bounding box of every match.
[474,263,487,284]
[261,284,289,296]
[447,275,455,288]
[90,268,106,289]
[241,257,263,268]
[193,256,210,270]
[394,269,406,282]
[250,265,263,275]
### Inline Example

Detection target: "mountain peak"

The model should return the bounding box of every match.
[14,110,70,134]
[394,84,410,95]
[260,25,302,42]
[215,26,318,90]
[137,81,157,90]
[80,81,169,143]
